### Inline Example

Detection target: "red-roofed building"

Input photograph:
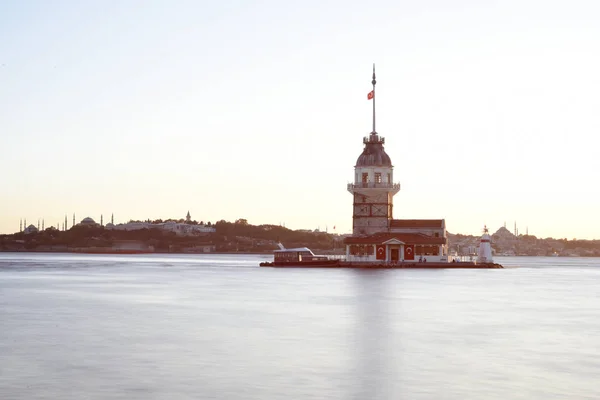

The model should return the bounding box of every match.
[344,222,447,263]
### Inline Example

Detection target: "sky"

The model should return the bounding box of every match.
[1,0,599,239]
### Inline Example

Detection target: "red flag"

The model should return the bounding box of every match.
[367,90,374,100]
[404,245,414,260]
[376,245,386,260]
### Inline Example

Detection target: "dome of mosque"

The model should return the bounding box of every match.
[80,217,96,225]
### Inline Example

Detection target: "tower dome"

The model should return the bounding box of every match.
[355,133,392,167]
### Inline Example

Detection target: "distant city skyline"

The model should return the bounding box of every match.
[2,1,599,239]
[7,213,583,241]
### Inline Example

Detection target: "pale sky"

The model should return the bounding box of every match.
[1,0,599,239]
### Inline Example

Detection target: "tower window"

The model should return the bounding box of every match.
[362,173,369,183]
[375,173,382,183]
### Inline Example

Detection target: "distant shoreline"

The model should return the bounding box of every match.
[0,249,273,255]
[0,250,594,258]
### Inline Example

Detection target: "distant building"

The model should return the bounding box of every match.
[23,224,38,235]
[105,219,215,236]
[78,217,100,228]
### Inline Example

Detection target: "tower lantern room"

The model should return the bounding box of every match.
[347,65,400,236]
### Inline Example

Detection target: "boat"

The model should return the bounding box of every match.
[259,243,341,267]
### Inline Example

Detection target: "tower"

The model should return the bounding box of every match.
[42,219,44,231]
[347,65,400,236]
[186,211,191,223]
[101,214,103,227]
[20,219,22,232]
[477,225,493,263]
[73,213,76,228]
[64,215,67,231]
[111,213,114,224]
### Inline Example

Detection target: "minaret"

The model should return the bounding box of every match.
[111,213,114,224]
[37,219,40,231]
[42,219,44,231]
[24,218,27,229]
[64,215,67,231]
[20,219,22,232]
[100,214,103,227]
[477,225,493,264]
[73,213,75,228]
[347,64,400,236]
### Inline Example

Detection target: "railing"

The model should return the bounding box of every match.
[449,255,476,262]
[363,135,384,144]
[347,182,401,190]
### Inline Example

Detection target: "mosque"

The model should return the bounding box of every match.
[343,66,448,263]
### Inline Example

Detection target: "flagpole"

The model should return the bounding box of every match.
[372,63,376,134]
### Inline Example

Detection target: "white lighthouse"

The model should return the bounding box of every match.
[347,65,400,235]
[477,225,494,263]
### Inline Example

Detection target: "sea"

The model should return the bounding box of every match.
[1,253,599,400]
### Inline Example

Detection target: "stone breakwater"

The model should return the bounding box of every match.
[260,261,504,269]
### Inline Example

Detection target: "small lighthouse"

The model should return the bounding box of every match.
[477,225,493,263]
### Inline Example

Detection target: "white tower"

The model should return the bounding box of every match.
[477,225,493,263]
[347,65,400,236]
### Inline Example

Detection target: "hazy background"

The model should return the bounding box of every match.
[1,0,599,238]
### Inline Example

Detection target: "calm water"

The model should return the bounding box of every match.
[1,253,600,399]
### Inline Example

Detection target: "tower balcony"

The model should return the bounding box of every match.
[347,182,401,193]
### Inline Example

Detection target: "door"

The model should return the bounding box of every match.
[391,248,399,263]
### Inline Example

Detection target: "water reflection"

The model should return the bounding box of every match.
[348,269,398,399]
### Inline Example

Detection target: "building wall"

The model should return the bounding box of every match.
[345,244,448,262]
[350,162,400,236]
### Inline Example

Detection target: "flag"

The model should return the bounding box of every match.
[376,245,386,260]
[404,245,415,260]
[367,90,374,100]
